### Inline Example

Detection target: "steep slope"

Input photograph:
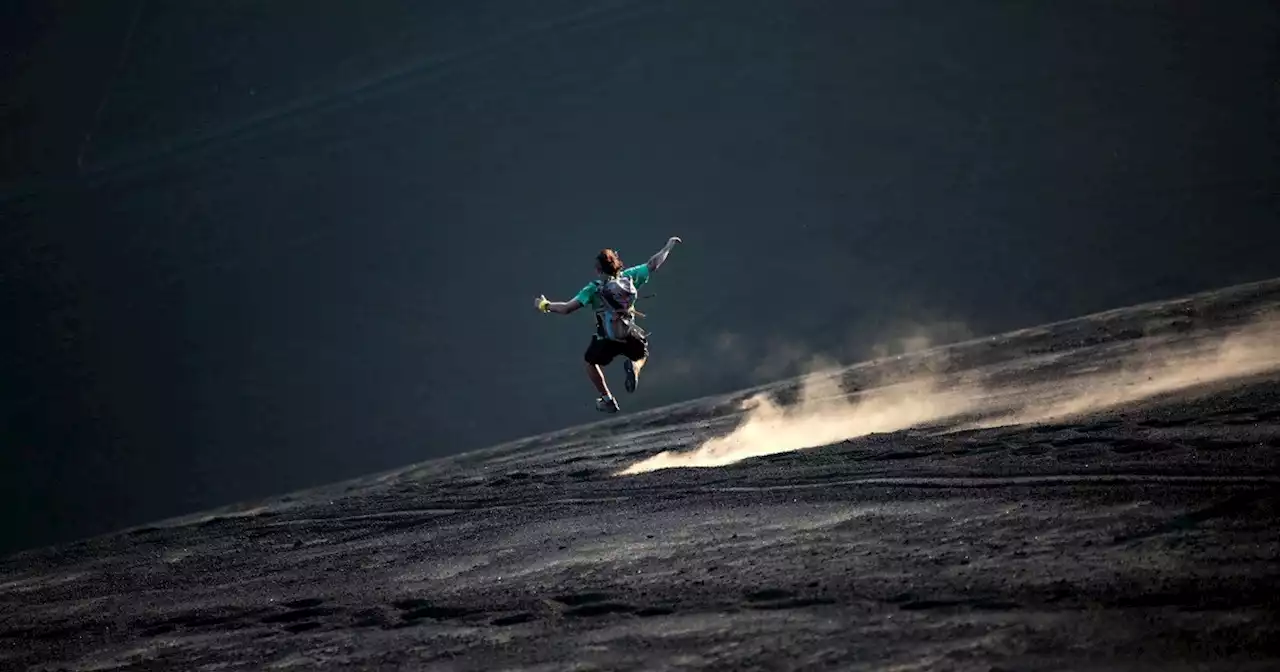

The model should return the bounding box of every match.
[3,278,1279,671]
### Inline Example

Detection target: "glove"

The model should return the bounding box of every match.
[535,295,550,313]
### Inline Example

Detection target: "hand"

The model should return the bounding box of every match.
[667,236,682,246]
[534,295,550,312]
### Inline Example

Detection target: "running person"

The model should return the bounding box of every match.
[535,236,682,413]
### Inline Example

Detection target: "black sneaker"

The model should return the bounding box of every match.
[595,395,620,413]
[624,360,639,393]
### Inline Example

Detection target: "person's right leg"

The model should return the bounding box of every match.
[623,334,649,393]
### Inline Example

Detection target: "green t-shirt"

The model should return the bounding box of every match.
[574,263,651,311]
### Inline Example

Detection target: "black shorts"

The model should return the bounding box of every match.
[584,334,648,366]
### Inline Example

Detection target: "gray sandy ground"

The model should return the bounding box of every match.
[3,279,1280,671]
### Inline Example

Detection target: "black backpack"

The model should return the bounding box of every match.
[593,275,645,341]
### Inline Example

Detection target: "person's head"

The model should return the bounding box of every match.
[595,248,624,276]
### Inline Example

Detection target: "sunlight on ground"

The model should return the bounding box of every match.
[617,316,1280,475]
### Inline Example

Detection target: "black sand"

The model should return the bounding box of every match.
[4,280,1280,671]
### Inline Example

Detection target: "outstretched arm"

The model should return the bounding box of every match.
[535,295,582,314]
[646,236,682,274]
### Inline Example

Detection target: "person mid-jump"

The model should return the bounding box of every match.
[535,236,682,413]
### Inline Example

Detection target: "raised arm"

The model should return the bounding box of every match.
[645,236,682,274]
[535,295,582,314]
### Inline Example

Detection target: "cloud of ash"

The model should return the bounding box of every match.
[969,317,1280,429]
[863,319,974,361]
[616,316,1280,475]
[642,313,974,390]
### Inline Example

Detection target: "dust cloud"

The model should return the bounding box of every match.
[970,317,1280,429]
[616,316,1280,475]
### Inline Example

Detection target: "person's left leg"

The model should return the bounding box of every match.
[585,361,610,397]
[622,334,649,393]
[584,337,622,412]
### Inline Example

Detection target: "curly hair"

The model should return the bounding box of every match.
[595,248,624,276]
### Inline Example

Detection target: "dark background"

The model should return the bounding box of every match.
[2,0,1276,554]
